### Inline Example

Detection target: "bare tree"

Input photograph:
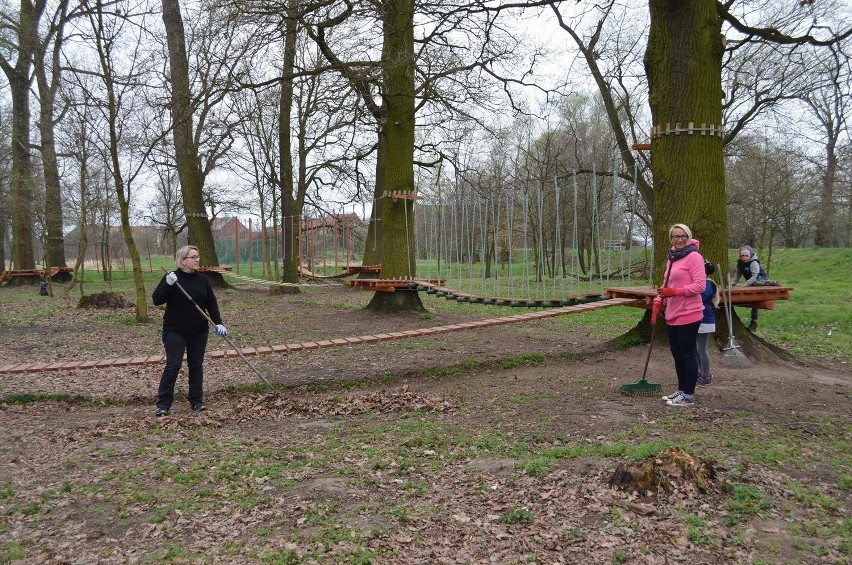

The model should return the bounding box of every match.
[161,0,222,284]
[33,0,78,276]
[0,0,48,275]
[801,44,850,247]
[77,0,159,321]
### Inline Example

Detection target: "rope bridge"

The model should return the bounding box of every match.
[0,297,640,375]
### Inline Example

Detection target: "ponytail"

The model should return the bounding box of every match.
[709,278,721,308]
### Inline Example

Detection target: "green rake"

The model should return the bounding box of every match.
[620,319,663,396]
[621,263,671,397]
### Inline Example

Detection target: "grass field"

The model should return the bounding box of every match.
[22,247,852,364]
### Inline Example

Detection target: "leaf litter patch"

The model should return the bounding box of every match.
[79,385,456,437]
[608,446,723,497]
[77,291,135,309]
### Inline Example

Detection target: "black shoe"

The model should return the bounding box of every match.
[155,407,170,417]
[191,403,207,412]
[748,320,758,331]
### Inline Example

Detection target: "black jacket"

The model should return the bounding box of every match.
[152,270,222,334]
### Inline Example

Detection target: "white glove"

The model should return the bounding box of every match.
[166,271,177,286]
[214,324,228,337]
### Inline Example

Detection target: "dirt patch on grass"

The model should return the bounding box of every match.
[0,282,849,563]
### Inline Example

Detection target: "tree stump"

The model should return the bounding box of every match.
[608,446,719,496]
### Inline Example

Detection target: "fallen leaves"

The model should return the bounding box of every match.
[608,446,721,496]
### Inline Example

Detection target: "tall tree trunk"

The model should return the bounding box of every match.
[645,0,727,278]
[0,0,44,275]
[814,137,837,247]
[6,71,36,273]
[161,0,225,287]
[34,5,70,276]
[279,1,301,291]
[36,95,67,272]
[367,0,423,312]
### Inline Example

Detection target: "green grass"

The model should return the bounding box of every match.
[10,248,848,363]
[417,248,851,362]
[0,393,72,405]
[754,248,851,360]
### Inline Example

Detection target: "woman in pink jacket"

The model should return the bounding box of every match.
[651,224,707,406]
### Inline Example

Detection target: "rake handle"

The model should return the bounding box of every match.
[641,319,658,380]
[643,260,673,379]
[162,268,274,390]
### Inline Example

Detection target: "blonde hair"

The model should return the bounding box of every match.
[709,278,721,308]
[175,245,199,270]
[668,223,693,240]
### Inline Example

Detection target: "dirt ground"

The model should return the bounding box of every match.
[0,281,849,564]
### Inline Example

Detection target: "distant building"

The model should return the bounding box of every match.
[211,216,249,237]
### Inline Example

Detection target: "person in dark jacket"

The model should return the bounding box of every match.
[733,244,775,331]
[697,261,720,386]
[152,245,227,416]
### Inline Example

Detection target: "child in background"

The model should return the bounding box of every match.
[697,260,720,386]
[733,245,778,331]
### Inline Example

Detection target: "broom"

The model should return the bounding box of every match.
[620,263,671,397]
[718,268,751,367]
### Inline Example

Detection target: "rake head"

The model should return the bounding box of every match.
[619,377,663,397]
[721,344,752,367]
[720,335,752,367]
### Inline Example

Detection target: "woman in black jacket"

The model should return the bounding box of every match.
[152,245,227,416]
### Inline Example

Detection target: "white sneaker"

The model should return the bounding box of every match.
[666,395,695,407]
[662,391,683,402]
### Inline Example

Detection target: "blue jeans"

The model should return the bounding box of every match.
[157,329,208,409]
[667,321,701,395]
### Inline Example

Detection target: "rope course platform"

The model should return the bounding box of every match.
[298,264,381,278]
[211,269,336,288]
[0,297,641,375]
[0,267,73,286]
[415,280,605,307]
[605,285,793,311]
[348,278,445,293]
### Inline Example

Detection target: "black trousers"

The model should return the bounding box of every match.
[157,329,208,409]
[666,320,701,395]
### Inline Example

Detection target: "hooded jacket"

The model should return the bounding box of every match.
[734,245,768,286]
[653,238,706,326]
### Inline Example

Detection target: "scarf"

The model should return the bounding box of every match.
[667,243,698,262]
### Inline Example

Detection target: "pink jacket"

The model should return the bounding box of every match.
[654,239,706,326]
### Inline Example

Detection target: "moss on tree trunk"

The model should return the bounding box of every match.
[367,0,423,313]
[645,0,727,280]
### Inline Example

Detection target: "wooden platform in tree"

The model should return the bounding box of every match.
[298,265,381,278]
[604,285,793,310]
[349,278,445,292]
[0,267,73,286]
